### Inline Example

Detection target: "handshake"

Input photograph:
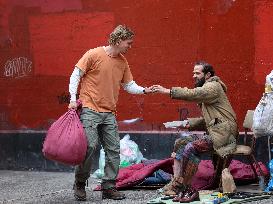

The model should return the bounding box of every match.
[144,85,170,94]
[163,120,189,129]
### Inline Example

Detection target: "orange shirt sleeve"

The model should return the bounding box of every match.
[75,50,93,73]
[121,59,133,84]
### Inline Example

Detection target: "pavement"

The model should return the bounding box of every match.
[0,170,273,204]
[0,170,158,204]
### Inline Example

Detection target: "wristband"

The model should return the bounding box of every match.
[170,89,173,98]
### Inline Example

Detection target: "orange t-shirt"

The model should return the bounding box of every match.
[75,47,133,112]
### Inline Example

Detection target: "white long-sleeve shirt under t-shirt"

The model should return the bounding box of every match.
[69,67,145,102]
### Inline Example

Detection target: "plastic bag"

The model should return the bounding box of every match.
[92,134,144,178]
[265,159,273,192]
[92,148,105,178]
[42,109,87,165]
[120,134,144,167]
[265,70,273,93]
[253,92,273,137]
[222,168,236,193]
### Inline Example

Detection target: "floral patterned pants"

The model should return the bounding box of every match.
[174,133,213,186]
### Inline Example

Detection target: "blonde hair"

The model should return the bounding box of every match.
[108,25,134,45]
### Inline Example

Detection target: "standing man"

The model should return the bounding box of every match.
[68,25,151,201]
[151,61,238,202]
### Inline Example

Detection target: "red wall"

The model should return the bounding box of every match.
[0,0,270,131]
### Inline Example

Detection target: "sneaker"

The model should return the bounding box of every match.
[73,181,86,201]
[102,188,126,200]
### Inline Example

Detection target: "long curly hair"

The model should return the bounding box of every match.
[108,25,134,45]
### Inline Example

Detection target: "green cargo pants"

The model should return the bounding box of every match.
[75,107,120,189]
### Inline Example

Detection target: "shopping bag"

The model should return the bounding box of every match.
[42,108,87,165]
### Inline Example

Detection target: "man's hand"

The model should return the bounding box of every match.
[68,101,77,109]
[150,85,170,94]
[163,120,189,129]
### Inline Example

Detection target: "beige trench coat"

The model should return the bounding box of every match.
[171,76,238,157]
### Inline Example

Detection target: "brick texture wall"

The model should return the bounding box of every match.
[0,0,270,131]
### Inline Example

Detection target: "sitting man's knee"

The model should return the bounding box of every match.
[183,143,195,157]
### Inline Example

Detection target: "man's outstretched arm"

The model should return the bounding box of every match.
[122,81,152,94]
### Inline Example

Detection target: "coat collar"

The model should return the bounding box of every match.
[205,76,227,92]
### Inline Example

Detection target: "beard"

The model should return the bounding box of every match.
[194,76,206,87]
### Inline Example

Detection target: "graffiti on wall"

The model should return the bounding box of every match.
[0,110,12,129]
[57,92,79,104]
[4,57,32,78]
[178,107,189,121]
[0,112,7,122]
[57,92,70,104]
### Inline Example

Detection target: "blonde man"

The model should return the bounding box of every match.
[69,25,152,201]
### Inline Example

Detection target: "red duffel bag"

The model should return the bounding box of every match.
[42,108,87,166]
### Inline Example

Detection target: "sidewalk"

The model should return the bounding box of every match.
[0,170,158,204]
[0,170,272,204]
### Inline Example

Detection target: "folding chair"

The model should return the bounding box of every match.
[212,110,265,190]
